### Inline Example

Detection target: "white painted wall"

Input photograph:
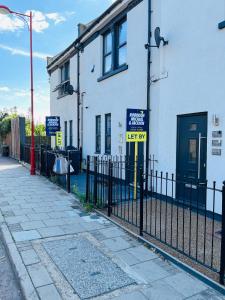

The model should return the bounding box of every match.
[49,0,225,212]
[80,0,148,159]
[49,55,78,149]
[150,0,225,212]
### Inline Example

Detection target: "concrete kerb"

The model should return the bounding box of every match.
[0,223,39,300]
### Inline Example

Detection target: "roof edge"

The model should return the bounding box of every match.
[47,0,123,70]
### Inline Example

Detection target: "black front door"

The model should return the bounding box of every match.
[176,113,207,208]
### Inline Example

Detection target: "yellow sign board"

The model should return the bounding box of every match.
[126,131,147,142]
[56,131,63,147]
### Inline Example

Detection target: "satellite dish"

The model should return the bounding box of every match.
[67,84,75,95]
[154,27,168,48]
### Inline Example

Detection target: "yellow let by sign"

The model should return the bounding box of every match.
[56,131,63,147]
[126,131,147,142]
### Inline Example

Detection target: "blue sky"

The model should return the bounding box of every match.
[0,0,115,122]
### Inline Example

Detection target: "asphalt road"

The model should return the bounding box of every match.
[0,234,23,300]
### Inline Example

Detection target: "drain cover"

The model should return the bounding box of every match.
[43,237,135,299]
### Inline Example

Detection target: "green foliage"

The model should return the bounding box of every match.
[0,113,17,139]
[84,203,94,212]
[25,120,46,136]
[72,184,86,203]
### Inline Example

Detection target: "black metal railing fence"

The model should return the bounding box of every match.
[85,155,225,285]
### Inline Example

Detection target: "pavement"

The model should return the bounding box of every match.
[0,156,225,300]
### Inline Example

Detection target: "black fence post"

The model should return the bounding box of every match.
[67,151,71,193]
[94,156,98,206]
[140,168,144,236]
[108,160,112,217]
[220,181,225,285]
[86,156,90,203]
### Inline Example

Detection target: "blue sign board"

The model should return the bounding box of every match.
[126,109,148,132]
[46,116,60,136]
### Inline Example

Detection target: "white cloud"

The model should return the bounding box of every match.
[0,44,52,60]
[0,86,10,92]
[0,87,50,123]
[46,13,66,25]
[0,14,24,32]
[0,10,68,33]
[27,10,49,33]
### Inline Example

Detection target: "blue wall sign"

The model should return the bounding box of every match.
[126,109,148,132]
[46,116,60,136]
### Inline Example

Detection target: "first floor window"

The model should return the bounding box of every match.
[69,120,73,146]
[105,114,111,154]
[64,121,67,148]
[117,20,127,67]
[102,18,127,75]
[103,31,113,74]
[58,61,70,97]
[96,115,101,153]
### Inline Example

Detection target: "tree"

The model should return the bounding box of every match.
[25,120,46,136]
[0,113,17,140]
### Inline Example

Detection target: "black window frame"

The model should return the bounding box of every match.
[58,60,70,97]
[103,30,113,75]
[69,120,73,147]
[102,18,127,77]
[64,121,68,148]
[105,113,111,155]
[96,115,101,154]
[116,19,127,69]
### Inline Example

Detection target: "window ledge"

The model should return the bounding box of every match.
[218,21,225,29]
[97,64,128,82]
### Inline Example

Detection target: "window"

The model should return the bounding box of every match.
[105,114,111,154]
[188,139,197,162]
[102,18,127,76]
[69,120,73,146]
[64,121,67,148]
[103,32,113,74]
[117,20,127,67]
[96,116,101,153]
[59,61,70,97]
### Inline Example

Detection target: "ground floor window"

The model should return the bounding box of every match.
[69,120,73,146]
[64,121,67,148]
[96,115,101,153]
[105,113,111,154]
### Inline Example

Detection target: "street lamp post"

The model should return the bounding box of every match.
[0,5,35,175]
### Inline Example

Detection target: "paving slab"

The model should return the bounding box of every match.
[142,280,184,300]
[164,272,207,297]
[37,284,62,300]
[12,230,41,242]
[187,288,225,299]
[100,227,127,238]
[20,249,40,266]
[43,237,135,299]
[131,259,171,283]
[102,236,132,252]
[21,220,45,230]
[27,263,53,288]
[38,226,64,238]
[126,245,158,262]
[115,249,141,266]
[112,291,147,300]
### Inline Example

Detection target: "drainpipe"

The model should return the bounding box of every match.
[145,0,152,191]
[77,47,81,150]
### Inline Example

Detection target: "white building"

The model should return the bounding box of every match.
[47,0,225,213]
